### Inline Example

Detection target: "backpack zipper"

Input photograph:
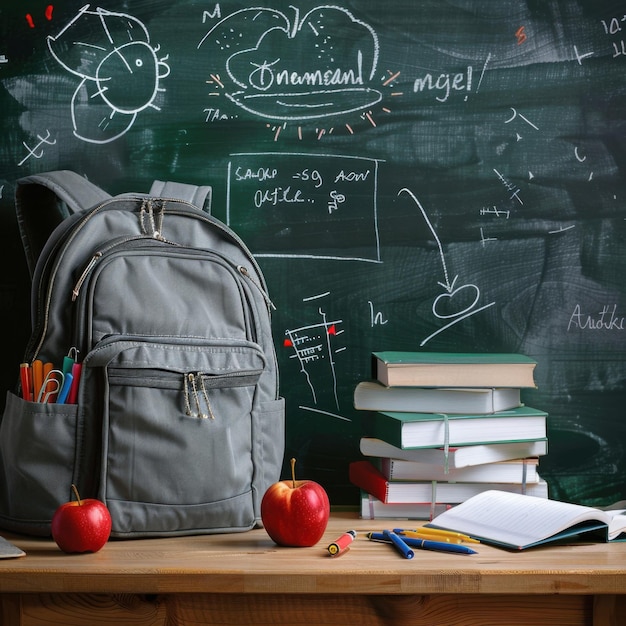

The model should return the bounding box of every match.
[71,235,158,302]
[71,252,102,301]
[237,265,276,311]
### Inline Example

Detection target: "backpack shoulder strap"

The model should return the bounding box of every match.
[16,171,111,276]
[149,180,212,213]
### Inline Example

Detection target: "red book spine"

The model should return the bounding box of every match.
[349,460,390,503]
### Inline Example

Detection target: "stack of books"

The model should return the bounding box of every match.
[351,351,549,520]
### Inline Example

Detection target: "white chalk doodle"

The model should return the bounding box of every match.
[18,130,56,166]
[398,187,495,347]
[284,296,344,412]
[47,4,170,144]
[199,5,381,121]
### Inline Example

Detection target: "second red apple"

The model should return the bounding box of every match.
[261,458,330,547]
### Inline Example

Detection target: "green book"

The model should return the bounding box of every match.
[369,405,547,449]
[373,351,537,388]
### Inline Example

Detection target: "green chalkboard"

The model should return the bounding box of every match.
[1,0,625,506]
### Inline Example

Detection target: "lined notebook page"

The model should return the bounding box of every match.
[428,490,609,548]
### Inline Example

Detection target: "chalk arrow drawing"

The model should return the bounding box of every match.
[398,187,495,346]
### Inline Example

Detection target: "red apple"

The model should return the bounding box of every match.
[261,458,330,547]
[51,485,112,553]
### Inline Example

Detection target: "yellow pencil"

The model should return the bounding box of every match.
[394,527,480,544]
[399,532,462,544]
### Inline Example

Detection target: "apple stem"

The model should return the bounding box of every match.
[71,484,82,506]
[290,458,296,489]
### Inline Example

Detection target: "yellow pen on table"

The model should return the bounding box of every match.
[394,528,480,544]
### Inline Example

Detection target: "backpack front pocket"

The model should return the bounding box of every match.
[84,338,264,537]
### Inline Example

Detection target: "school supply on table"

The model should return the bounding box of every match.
[327,530,357,556]
[353,351,549,520]
[379,456,540,483]
[354,381,521,414]
[373,352,537,388]
[381,530,414,559]
[367,531,477,555]
[0,171,284,538]
[349,460,548,505]
[426,490,626,550]
[394,527,480,544]
[359,438,548,469]
[367,406,547,449]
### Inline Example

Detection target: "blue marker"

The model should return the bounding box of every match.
[56,372,74,404]
[383,530,414,559]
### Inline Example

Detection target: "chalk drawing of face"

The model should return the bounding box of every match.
[47,5,170,144]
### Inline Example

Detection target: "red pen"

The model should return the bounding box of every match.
[19,363,32,401]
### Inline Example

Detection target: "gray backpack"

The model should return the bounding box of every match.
[0,171,284,537]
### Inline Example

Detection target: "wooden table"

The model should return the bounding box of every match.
[0,512,624,625]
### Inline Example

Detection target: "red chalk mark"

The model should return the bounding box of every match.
[383,71,400,87]
[283,338,293,348]
[327,324,336,336]
[516,26,527,45]
[26,6,53,28]
[364,111,376,127]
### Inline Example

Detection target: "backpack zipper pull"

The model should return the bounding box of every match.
[71,252,102,301]
[238,265,276,311]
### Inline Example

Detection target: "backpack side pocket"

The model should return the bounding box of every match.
[0,391,78,535]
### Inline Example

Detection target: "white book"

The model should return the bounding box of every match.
[427,490,626,549]
[361,477,548,505]
[354,380,521,414]
[381,457,540,484]
[360,492,453,520]
[360,437,548,469]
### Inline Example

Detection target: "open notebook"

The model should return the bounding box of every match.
[426,490,626,550]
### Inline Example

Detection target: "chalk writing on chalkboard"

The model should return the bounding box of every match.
[227,152,382,262]
[46,5,170,144]
[199,6,380,121]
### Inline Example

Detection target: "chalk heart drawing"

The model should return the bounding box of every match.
[199,6,381,120]
[432,283,480,320]
[47,4,170,144]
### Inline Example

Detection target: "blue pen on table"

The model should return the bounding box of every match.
[369,531,476,555]
[382,530,414,559]
[403,536,476,555]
